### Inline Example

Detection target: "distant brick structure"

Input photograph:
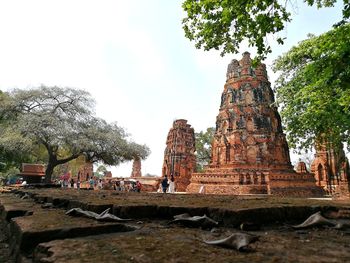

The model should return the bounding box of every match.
[162,119,196,192]
[131,158,142,178]
[18,163,45,183]
[311,140,350,198]
[105,171,112,178]
[186,52,323,196]
[296,161,309,174]
[73,155,93,181]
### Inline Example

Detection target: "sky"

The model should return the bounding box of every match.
[0,0,345,177]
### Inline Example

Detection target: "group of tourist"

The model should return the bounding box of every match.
[59,175,142,192]
[113,179,142,192]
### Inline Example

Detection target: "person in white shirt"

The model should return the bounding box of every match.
[167,177,175,193]
[120,179,125,191]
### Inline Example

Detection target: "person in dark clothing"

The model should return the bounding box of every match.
[136,181,142,193]
[161,176,169,193]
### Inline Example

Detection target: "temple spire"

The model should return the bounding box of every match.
[187,53,323,197]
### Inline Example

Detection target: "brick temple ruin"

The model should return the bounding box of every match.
[162,119,196,192]
[128,157,161,191]
[311,140,350,198]
[18,163,45,184]
[72,155,93,182]
[131,157,142,178]
[186,52,323,196]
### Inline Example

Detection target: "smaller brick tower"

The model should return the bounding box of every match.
[311,140,350,197]
[162,119,196,192]
[296,161,309,174]
[131,157,142,178]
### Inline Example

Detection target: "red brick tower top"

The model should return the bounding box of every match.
[211,52,292,170]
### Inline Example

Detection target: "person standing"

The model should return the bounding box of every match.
[161,176,169,193]
[77,171,81,189]
[97,179,103,190]
[89,177,94,190]
[120,178,125,192]
[136,181,142,193]
[167,178,175,193]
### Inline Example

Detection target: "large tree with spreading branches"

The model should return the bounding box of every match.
[0,86,150,183]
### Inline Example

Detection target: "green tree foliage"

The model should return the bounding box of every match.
[273,23,350,150]
[0,90,37,175]
[182,0,349,59]
[195,127,215,172]
[94,164,108,178]
[0,86,150,182]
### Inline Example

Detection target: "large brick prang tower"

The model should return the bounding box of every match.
[211,52,292,170]
[186,52,323,196]
[162,119,196,192]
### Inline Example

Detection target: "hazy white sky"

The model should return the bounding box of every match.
[0,1,344,176]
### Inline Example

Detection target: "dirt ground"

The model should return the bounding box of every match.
[34,222,350,263]
[0,215,14,263]
[1,187,350,262]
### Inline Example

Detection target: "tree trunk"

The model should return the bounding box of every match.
[44,153,80,183]
[45,162,56,183]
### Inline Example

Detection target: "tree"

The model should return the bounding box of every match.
[195,127,215,172]
[182,0,350,59]
[0,86,150,183]
[273,23,350,151]
[94,165,107,178]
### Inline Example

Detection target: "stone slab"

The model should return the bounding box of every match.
[10,210,138,255]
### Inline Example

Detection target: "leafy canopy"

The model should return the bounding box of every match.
[182,0,350,59]
[273,23,350,150]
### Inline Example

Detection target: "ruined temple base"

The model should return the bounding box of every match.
[186,169,324,197]
[333,182,350,200]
